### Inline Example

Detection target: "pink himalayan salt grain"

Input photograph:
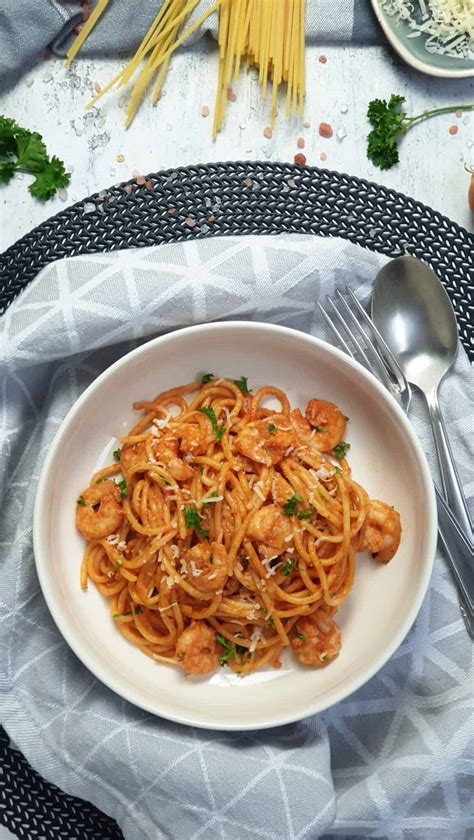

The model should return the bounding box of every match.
[263,126,273,139]
[294,153,306,165]
[319,55,327,64]
[185,218,197,228]
[201,106,210,117]
[320,152,327,162]
[319,122,333,139]
[297,137,305,149]
[455,110,463,118]
[124,184,133,194]
[227,88,237,102]
[303,121,310,128]
[449,125,458,135]
[94,82,102,94]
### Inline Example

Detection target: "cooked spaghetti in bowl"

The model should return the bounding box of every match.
[75,375,401,678]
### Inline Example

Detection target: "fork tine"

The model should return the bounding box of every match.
[345,285,407,391]
[324,296,377,371]
[335,290,395,393]
[317,301,355,358]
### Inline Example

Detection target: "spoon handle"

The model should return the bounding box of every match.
[426,388,473,544]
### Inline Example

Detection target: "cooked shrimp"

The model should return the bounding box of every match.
[236,419,296,466]
[290,408,313,441]
[183,542,228,593]
[361,499,401,563]
[304,399,347,453]
[271,473,294,506]
[290,608,341,666]
[178,424,209,456]
[176,621,219,675]
[76,481,123,541]
[120,441,148,475]
[153,434,194,481]
[247,504,292,556]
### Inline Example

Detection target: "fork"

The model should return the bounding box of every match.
[318,287,474,638]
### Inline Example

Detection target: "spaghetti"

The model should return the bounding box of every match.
[67,0,306,134]
[76,376,401,676]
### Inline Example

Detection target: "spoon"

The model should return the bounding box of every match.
[371,255,473,543]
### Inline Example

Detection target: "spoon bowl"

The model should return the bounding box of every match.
[372,255,472,541]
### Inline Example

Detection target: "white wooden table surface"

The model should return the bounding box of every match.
[0,42,473,253]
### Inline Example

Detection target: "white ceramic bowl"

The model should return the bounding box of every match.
[34,322,437,730]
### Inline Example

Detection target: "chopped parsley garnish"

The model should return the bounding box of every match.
[344,416,350,421]
[113,448,121,462]
[281,558,297,576]
[216,633,235,665]
[76,495,86,506]
[298,506,315,521]
[115,560,121,570]
[312,425,328,433]
[161,477,172,485]
[201,373,215,384]
[234,376,251,394]
[185,506,209,538]
[267,424,277,434]
[198,406,224,441]
[332,441,350,460]
[283,493,303,516]
[112,604,143,619]
[117,479,128,498]
[335,466,343,475]
[294,626,306,641]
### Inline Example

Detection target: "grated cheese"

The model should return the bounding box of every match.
[381,0,474,57]
[249,627,265,653]
[190,560,203,577]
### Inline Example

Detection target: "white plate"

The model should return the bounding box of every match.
[33,322,437,730]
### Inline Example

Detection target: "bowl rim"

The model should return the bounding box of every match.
[370,0,474,79]
[33,321,438,730]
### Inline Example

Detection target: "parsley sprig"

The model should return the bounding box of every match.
[198,406,224,441]
[332,441,350,460]
[0,115,70,199]
[367,96,474,171]
[281,558,297,577]
[283,493,303,516]
[234,376,251,394]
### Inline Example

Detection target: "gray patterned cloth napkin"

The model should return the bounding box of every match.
[1,234,472,840]
[0,0,379,83]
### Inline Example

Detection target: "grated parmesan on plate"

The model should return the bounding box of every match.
[381,0,474,57]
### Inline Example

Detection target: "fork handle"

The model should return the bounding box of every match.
[436,495,474,626]
[427,387,473,544]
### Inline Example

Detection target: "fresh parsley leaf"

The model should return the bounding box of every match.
[267,424,277,434]
[332,441,350,460]
[294,626,306,641]
[0,161,17,183]
[298,506,315,521]
[344,416,350,421]
[335,466,343,475]
[0,115,19,156]
[15,130,48,172]
[113,448,121,462]
[216,633,235,665]
[311,425,328,433]
[118,479,128,498]
[201,373,214,384]
[76,495,86,506]
[283,493,303,516]
[198,406,224,441]
[185,506,209,538]
[234,376,251,394]
[29,155,70,200]
[366,96,474,171]
[281,558,297,577]
[115,559,121,570]
[112,604,143,619]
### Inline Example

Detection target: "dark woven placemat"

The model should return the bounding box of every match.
[1,161,473,359]
[0,161,473,840]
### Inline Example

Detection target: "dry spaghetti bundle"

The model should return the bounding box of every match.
[66,0,306,134]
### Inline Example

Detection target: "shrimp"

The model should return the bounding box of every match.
[182,542,228,593]
[178,424,209,456]
[153,434,194,482]
[304,399,347,453]
[120,441,148,476]
[290,608,341,667]
[236,419,296,466]
[176,621,219,675]
[76,481,123,541]
[361,499,401,563]
[271,473,294,506]
[247,504,292,557]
